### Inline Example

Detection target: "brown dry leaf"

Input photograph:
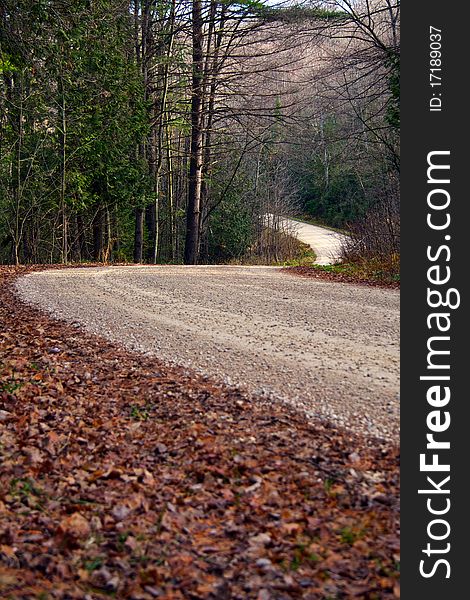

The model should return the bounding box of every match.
[0,545,16,559]
[280,522,301,535]
[0,567,19,587]
[57,512,91,540]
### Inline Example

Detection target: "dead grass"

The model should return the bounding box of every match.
[285,255,400,288]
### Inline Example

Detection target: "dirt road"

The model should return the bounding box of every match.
[17,265,399,440]
[266,215,347,265]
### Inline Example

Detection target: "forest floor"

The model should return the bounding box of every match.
[284,264,400,289]
[1,266,399,599]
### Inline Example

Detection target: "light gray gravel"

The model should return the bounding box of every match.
[16,265,400,440]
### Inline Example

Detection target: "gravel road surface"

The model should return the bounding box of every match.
[17,266,399,440]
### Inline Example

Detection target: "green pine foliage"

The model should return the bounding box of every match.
[0,0,150,263]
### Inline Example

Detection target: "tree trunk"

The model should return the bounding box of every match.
[134,207,144,263]
[14,72,24,266]
[103,204,113,262]
[70,214,80,262]
[184,0,204,265]
[60,86,68,263]
[76,214,86,260]
[165,122,175,260]
[145,202,156,262]
[93,206,104,262]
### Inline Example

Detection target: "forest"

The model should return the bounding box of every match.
[0,0,400,267]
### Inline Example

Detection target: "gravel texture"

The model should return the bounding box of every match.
[16,265,400,440]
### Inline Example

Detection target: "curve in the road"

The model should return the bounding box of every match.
[17,266,399,440]
[265,215,347,265]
